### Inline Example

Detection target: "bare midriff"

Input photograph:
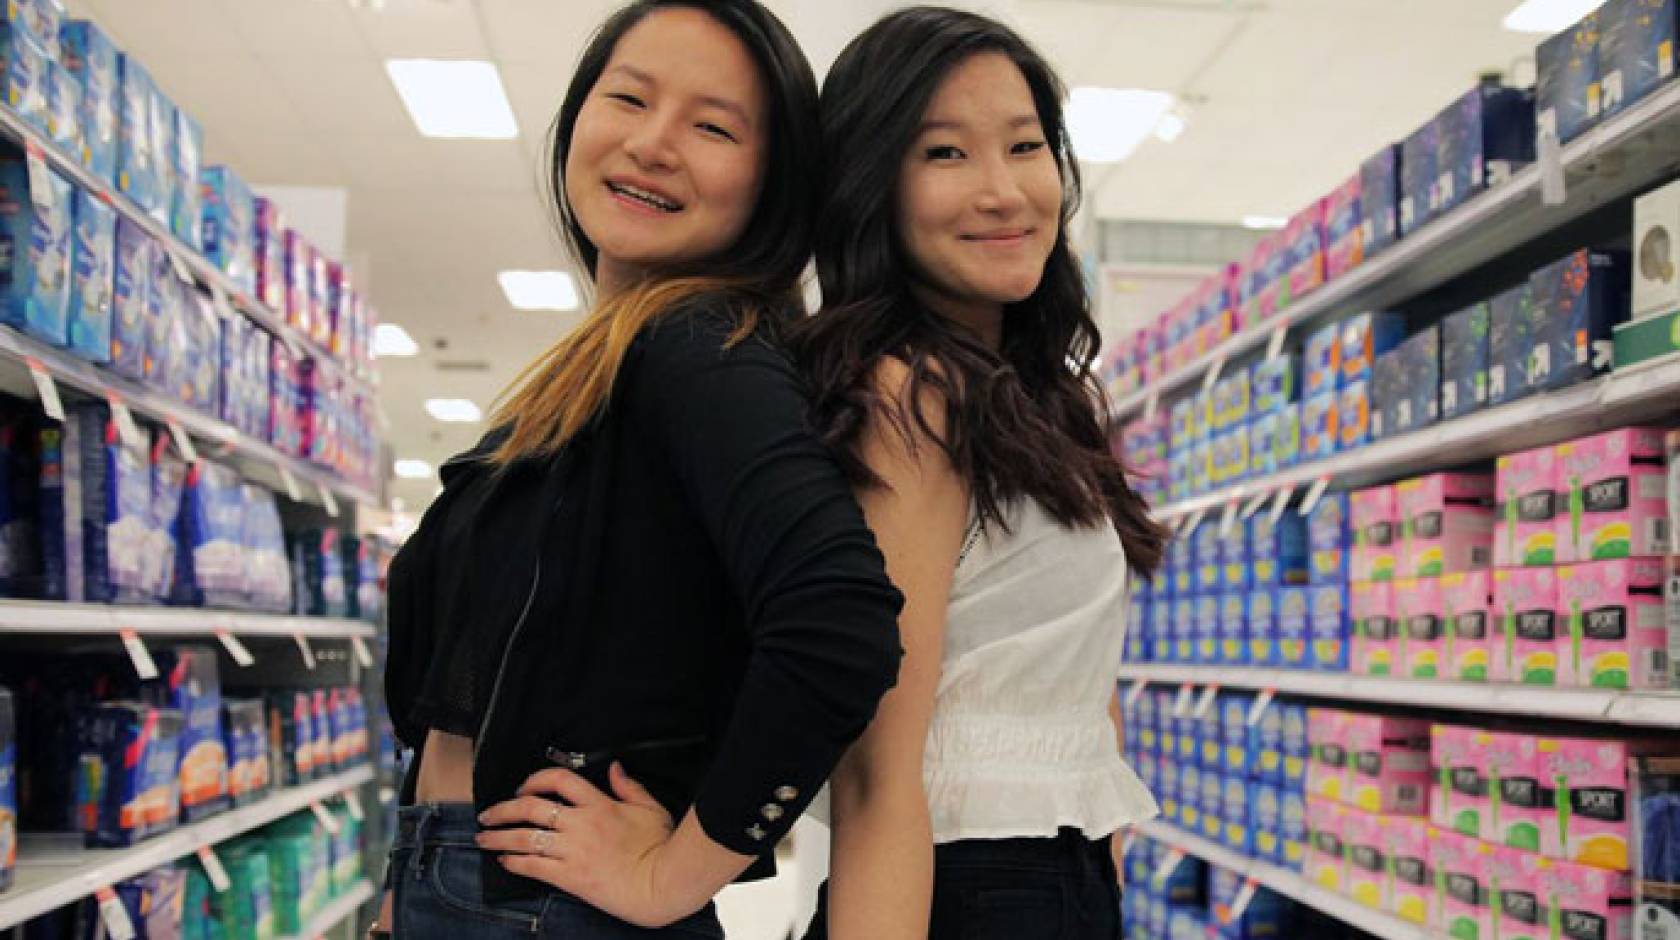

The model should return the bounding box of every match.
[415,729,476,803]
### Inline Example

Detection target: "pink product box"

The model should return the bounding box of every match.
[1395,577,1445,679]
[1341,809,1390,910]
[1542,860,1632,940]
[1323,174,1366,281]
[1489,846,1545,940]
[1396,473,1495,578]
[1432,724,1485,837]
[1537,736,1644,871]
[1554,427,1671,564]
[1306,796,1347,893]
[1307,707,1352,803]
[1437,832,1492,940]
[253,197,286,314]
[1221,262,1245,336]
[283,230,314,340]
[1284,202,1327,302]
[1352,486,1399,582]
[1442,571,1494,682]
[1345,713,1430,815]
[1481,730,1545,854]
[1494,567,1560,686]
[1556,558,1670,691]
[1350,580,1397,677]
[326,262,350,358]
[308,246,330,349]
[1383,817,1436,926]
[1497,446,1559,568]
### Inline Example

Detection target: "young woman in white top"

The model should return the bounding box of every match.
[788,7,1169,938]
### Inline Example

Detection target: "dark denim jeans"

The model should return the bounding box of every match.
[806,828,1122,940]
[389,803,725,939]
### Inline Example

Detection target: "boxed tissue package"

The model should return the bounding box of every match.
[1525,249,1630,392]
[1360,144,1402,257]
[1400,120,1439,235]
[1597,0,1680,120]
[1433,82,1535,218]
[1441,301,1491,419]
[1537,12,1604,143]
[1488,282,1535,406]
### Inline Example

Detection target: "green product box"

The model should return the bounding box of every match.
[1612,306,1680,370]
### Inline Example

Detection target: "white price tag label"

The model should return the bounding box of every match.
[25,141,55,210]
[166,249,194,286]
[96,887,137,940]
[1223,878,1260,924]
[310,800,342,834]
[1538,129,1566,206]
[1183,508,1207,535]
[1193,684,1221,717]
[344,791,365,821]
[1269,485,1295,524]
[27,357,64,422]
[215,629,255,668]
[1241,490,1271,520]
[293,633,317,670]
[107,394,146,453]
[1202,356,1226,393]
[1220,499,1241,537]
[351,635,374,669]
[1124,680,1149,707]
[1143,392,1159,423]
[1246,688,1277,726]
[1266,322,1289,361]
[167,419,199,464]
[1298,475,1332,517]
[1151,848,1186,888]
[119,629,158,680]
[195,845,232,893]
[317,481,340,518]
[278,465,303,503]
[1172,683,1195,716]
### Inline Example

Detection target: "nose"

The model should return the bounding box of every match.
[973,153,1029,216]
[622,112,680,174]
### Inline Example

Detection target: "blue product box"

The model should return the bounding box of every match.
[1175,709,1198,767]
[0,160,73,346]
[200,165,256,293]
[1273,401,1301,470]
[1307,492,1350,585]
[1200,767,1224,840]
[110,217,150,379]
[6,0,60,56]
[1525,248,1630,391]
[1134,685,1158,756]
[1251,698,1285,783]
[1195,519,1222,592]
[1169,398,1195,452]
[1360,144,1403,256]
[116,53,155,211]
[1279,788,1309,870]
[60,19,117,183]
[1487,281,1534,406]
[1170,910,1208,940]
[1219,693,1254,778]
[1370,345,1403,442]
[75,702,182,847]
[1160,845,1205,905]
[67,187,115,363]
[1441,302,1490,420]
[147,448,186,603]
[183,292,220,413]
[1167,450,1188,504]
[1181,761,1203,830]
[1169,529,1194,595]
[72,404,149,605]
[1382,325,1439,438]
[1304,322,1340,399]
[143,248,181,393]
[1151,597,1174,663]
[1537,13,1604,144]
[1251,509,1309,587]
[45,56,79,159]
[1127,591,1150,666]
[2,22,50,137]
[1197,700,1223,770]
[1221,516,1251,591]
[147,86,175,231]
[1400,119,1440,235]
[1308,583,1350,672]
[1435,83,1536,218]
[172,461,246,608]
[1301,391,1338,460]
[172,108,203,250]
[1340,311,1407,386]
[1598,0,1679,120]
[1189,439,1211,496]
[1252,781,1283,864]
[1153,689,1177,758]
[1195,593,1220,664]
[1280,703,1310,784]
[1172,596,1195,663]
[1337,379,1371,451]
[1252,354,1298,415]
[1219,591,1250,665]
[1277,586,1310,669]
[1247,588,1279,666]
[142,646,227,823]
[1249,415,1276,478]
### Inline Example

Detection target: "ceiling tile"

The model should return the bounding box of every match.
[353,0,490,59]
[334,134,539,194]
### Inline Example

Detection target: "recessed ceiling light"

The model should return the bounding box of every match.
[393,459,433,480]
[1501,0,1606,33]
[1154,111,1187,143]
[386,59,519,139]
[424,398,483,423]
[498,270,581,311]
[1242,215,1289,231]
[1066,87,1174,164]
[373,323,419,358]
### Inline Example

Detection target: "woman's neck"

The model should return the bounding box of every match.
[911,282,1003,352]
[594,256,646,302]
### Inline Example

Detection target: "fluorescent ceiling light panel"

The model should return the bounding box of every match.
[1501,0,1606,33]
[1242,215,1288,230]
[1066,87,1173,164]
[386,59,519,139]
[424,398,483,423]
[498,270,581,311]
[373,323,419,358]
[393,459,433,480]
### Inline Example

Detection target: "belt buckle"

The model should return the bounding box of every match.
[545,746,589,770]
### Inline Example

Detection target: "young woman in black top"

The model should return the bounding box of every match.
[379,2,904,937]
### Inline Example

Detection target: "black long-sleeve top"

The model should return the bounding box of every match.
[384,300,905,899]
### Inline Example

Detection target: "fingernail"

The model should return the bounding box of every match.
[477,811,488,824]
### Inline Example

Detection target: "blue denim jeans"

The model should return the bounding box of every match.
[805,828,1122,939]
[389,803,725,939]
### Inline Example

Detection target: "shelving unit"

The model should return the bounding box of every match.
[1137,820,1429,940]
[0,600,374,639]
[1111,78,1680,424]
[278,879,376,940]
[0,766,374,928]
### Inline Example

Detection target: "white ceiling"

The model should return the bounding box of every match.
[63,0,1541,508]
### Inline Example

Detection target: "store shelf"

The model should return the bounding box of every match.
[0,103,377,400]
[1136,820,1430,940]
[278,879,376,940]
[1112,78,1680,423]
[0,599,374,638]
[1150,353,1680,521]
[0,766,375,928]
[1116,664,1680,728]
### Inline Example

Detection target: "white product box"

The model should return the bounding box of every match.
[1634,178,1680,321]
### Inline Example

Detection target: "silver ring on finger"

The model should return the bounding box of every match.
[530,829,553,855]
[546,804,562,830]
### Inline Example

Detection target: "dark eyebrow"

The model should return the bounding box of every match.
[604,63,754,129]
[918,114,1041,134]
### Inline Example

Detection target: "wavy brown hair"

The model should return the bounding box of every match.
[491,0,821,463]
[788,6,1167,573]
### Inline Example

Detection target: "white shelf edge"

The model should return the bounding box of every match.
[1110,79,1680,422]
[0,599,375,638]
[0,766,375,928]
[1115,664,1680,727]
[0,105,379,400]
[1149,354,1680,521]
[1136,820,1432,940]
[277,879,375,940]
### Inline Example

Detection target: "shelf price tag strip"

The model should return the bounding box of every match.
[318,481,340,518]
[1222,878,1260,925]
[119,628,158,680]
[167,419,199,464]
[278,464,303,503]
[26,357,64,422]
[351,635,374,669]
[195,845,232,893]
[311,800,342,835]
[1269,484,1295,524]
[1193,684,1221,717]
[294,633,317,670]
[1245,688,1277,726]
[106,394,147,453]
[25,140,55,209]
[215,629,256,668]
[1298,475,1332,517]
[344,791,365,822]
[95,886,137,940]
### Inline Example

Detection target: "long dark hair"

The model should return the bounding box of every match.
[493,0,822,463]
[789,6,1167,573]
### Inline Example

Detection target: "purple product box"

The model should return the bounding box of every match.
[1400,119,1439,236]
[1434,82,1535,219]
[1537,13,1604,144]
[1524,249,1630,392]
[1597,0,1679,120]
